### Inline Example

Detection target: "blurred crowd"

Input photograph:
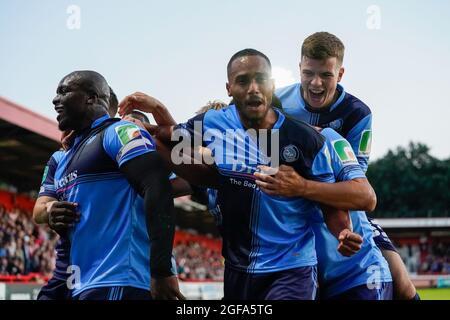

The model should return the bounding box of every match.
[174,240,224,281]
[2,200,449,280]
[0,203,225,281]
[397,237,450,275]
[0,205,57,277]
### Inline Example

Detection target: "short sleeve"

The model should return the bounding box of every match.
[103,121,156,167]
[321,128,366,182]
[309,143,336,183]
[38,150,63,198]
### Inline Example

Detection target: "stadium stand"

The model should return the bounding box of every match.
[0,200,55,282]
[174,229,223,281]
[0,193,224,282]
[1,96,448,299]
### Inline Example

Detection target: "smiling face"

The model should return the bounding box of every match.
[226,55,275,128]
[300,56,344,110]
[52,74,91,131]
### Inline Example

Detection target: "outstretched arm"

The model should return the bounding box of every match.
[253,165,364,256]
[154,136,220,189]
[254,165,376,212]
[118,92,176,126]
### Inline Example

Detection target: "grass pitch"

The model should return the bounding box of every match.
[416,288,450,300]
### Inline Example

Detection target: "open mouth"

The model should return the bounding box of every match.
[245,98,264,108]
[308,89,325,105]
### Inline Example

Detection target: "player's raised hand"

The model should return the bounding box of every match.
[118,92,163,116]
[254,165,307,197]
[337,229,363,257]
[151,275,186,300]
[122,115,146,129]
[47,201,80,234]
[121,114,159,135]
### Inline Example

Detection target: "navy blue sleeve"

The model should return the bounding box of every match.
[38,150,63,198]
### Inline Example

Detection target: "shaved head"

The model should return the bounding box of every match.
[61,70,110,102]
[53,70,111,131]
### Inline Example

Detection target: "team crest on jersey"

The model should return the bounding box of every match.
[281,144,299,163]
[332,139,358,164]
[328,119,343,131]
[115,124,142,145]
[359,130,372,155]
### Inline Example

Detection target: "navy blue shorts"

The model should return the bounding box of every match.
[329,281,393,300]
[224,265,318,300]
[37,277,72,300]
[73,286,152,300]
[368,217,398,252]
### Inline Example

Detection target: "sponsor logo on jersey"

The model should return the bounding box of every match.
[333,139,357,164]
[41,166,49,184]
[281,144,299,163]
[359,130,372,155]
[57,170,78,188]
[115,124,141,145]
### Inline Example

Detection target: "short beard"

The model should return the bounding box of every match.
[237,104,270,129]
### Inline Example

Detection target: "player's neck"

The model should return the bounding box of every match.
[73,111,108,135]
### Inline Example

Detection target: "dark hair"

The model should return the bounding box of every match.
[301,32,345,66]
[130,110,150,124]
[227,48,271,77]
[108,86,118,117]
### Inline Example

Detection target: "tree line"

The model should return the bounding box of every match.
[366,142,450,218]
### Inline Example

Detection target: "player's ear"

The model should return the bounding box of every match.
[298,56,304,72]
[226,82,232,97]
[86,92,98,105]
[337,67,345,82]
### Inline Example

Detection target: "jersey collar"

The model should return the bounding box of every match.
[91,114,111,128]
[71,114,111,149]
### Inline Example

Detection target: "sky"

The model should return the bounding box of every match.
[1,0,449,160]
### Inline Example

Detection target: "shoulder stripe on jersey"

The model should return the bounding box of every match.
[116,138,153,162]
